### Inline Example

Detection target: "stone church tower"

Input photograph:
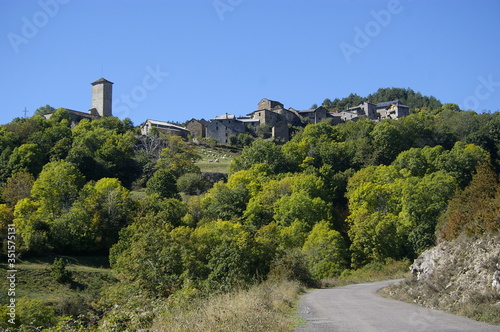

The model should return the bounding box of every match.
[91,78,113,117]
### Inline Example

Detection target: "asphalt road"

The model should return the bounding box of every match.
[296,279,500,332]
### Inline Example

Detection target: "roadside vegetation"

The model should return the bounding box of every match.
[0,90,499,330]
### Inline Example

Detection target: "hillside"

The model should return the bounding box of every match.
[1,100,500,330]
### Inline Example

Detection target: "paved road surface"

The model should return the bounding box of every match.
[296,279,500,332]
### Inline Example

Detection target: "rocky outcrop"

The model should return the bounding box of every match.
[385,233,500,323]
[410,234,500,308]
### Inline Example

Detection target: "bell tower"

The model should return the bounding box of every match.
[91,78,113,117]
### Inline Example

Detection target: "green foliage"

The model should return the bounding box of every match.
[202,181,249,221]
[34,104,56,116]
[323,87,442,111]
[268,248,316,287]
[0,298,57,329]
[67,117,139,186]
[229,139,286,174]
[156,135,201,177]
[302,221,348,279]
[7,143,45,176]
[346,164,457,266]
[51,258,72,284]
[176,172,208,195]
[146,168,180,199]
[109,196,189,296]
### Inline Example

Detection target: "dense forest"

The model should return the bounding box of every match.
[1,90,500,330]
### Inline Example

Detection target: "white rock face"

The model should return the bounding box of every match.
[409,234,500,309]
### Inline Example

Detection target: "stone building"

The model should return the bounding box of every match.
[375,100,410,120]
[201,98,411,145]
[140,119,190,139]
[91,78,113,117]
[297,106,329,124]
[186,118,209,138]
[340,100,410,121]
[206,114,247,144]
[44,77,114,126]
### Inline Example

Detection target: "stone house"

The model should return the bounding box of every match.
[140,119,190,139]
[206,114,248,144]
[340,100,410,121]
[201,98,411,145]
[297,106,329,124]
[375,100,410,120]
[186,118,209,138]
[257,98,284,111]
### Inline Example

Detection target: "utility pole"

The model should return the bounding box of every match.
[23,107,28,117]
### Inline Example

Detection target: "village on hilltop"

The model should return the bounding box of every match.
[45,78,411,144]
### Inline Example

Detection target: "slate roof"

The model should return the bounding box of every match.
[376,100,409,108]
[91,77,114,85]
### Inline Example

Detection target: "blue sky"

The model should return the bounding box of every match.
[1,0,500,125]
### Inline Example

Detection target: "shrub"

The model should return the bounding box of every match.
[176,172,208,195]
[268,248,317,287]
[51,258,72,284]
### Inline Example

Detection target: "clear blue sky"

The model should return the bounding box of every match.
[1,0,499,126]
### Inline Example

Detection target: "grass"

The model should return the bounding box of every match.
[0,255,116,308]
[148,261,410,332]
[195,145,240,174]
[320,259,411,288]
[151,280,305,332]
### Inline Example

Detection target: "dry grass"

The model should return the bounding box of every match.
[151,280,304,332]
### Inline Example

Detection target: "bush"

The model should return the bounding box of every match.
[176,172,208,195]
[268,249,317,287]
[146,168,180,199]
[51,258,72,284]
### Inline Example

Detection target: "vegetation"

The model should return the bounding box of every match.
[1,90,499,330]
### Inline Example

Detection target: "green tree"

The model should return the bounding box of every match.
[302,221,348,279]
[51,257,72,283]
[30,160,85,218]
[156,135,201,177]
[176,172,208,195]
[7,143,45,176]
[110,197,190,297]
[146,168,180,199]
[202,181,249,221]
[191,220,257,292]
[370,121,405,165]
[33,104,55,116]
[229,139,286,174]
[273,191,330,230]
[13,161,85,253]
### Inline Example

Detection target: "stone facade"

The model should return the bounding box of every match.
[186,118,209,138]
[189,98,411,145]
[257,98,284,111]
[206,115,247,144]
[91,78,113,117]
[44,77,114,126]
[140,119,190,139]
[340,100,410,121]
[297,106,329,124]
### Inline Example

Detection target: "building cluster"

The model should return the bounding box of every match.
[45,78,410,144]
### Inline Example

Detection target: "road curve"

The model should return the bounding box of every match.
[296,279,500,332]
